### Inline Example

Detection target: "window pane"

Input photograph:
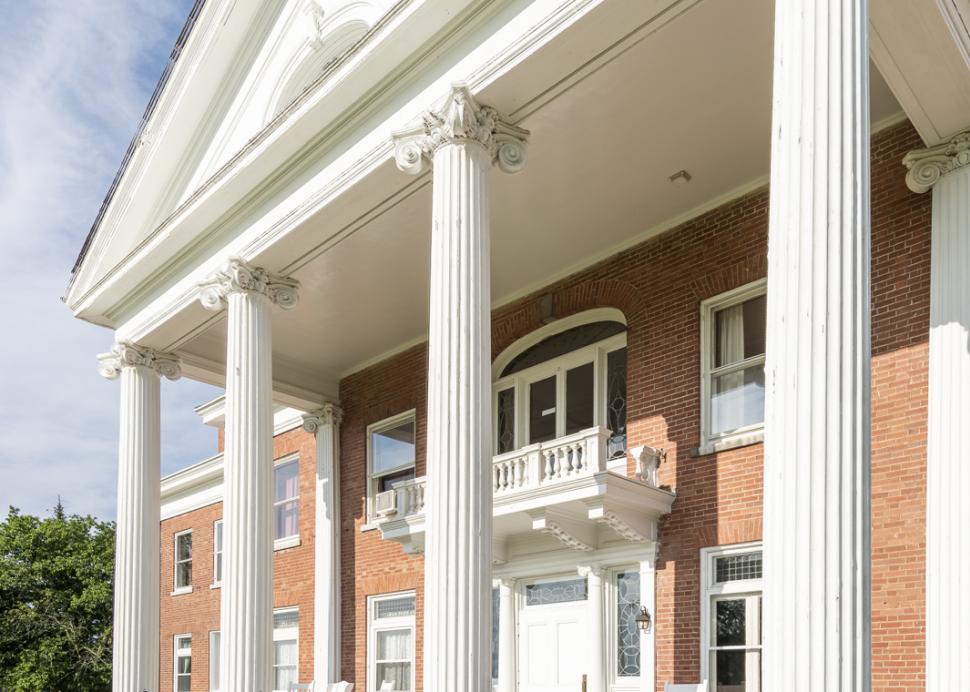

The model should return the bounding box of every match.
[616,571,641,677]
[497,388,515,454]
[177,533,192,561]
[373,420,415,474]
[606,348,627,458]
[501,321,627,376]
[379,469,416,493]
[275,499,299,540]
[715,552,763,583]
[177,561,192,588]
[715,599,746,647]
[715,649,746,691]
[274,609,299,630]
[529,376,557,444]
[177,676,191,692]
[377,628,412,659]
[275,461,299,502]
[376,662,411,691]
[711,365,764,434]
[525,578,587,606]
[375,596,416,619]
[177,655,191,675]
[715,295,766,368]
[565,362,594,435]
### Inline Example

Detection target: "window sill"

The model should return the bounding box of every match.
[360,520,381,533]
[274,535,301,551]
[693,429,764,457]
[211,582,221,590]
[170,586,193,596]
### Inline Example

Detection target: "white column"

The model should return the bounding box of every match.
[98,342,180,692]
[638,556,656,692]
[495,578,516,692]
[578,566,605,692]
[903,129,970,692]
[303,404,344,686]
[393,85,527,692]
[200,258,299,692]
[763,2,871,690]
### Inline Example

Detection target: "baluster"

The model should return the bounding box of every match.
[554,449,564,478]
[515,457,525,487]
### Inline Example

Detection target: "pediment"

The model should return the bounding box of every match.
[68,0,395,315]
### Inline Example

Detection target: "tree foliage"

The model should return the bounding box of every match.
[0,502,114,691]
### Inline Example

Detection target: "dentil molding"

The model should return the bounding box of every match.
[302,403,344,432]
[198,258,300,311]
[903,129,970,193]
[98,341,181,380]
[391,84,529,176]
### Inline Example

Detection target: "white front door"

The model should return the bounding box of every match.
[518,576,589,692]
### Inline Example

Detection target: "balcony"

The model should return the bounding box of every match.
[373,426,676,560]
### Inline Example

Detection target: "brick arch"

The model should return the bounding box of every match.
[491,277,645,359]
[688,253,767,300]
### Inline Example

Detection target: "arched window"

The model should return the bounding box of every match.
[492,310,628,459]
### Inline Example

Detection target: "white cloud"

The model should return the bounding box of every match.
[0,0,221,520]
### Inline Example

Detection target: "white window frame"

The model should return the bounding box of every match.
[698,279,767,454]
[491,332,627,458]
[212,520,223,587]
[699,542,763,691]
[172,529,193,595]
[173,633,192,692]
[209,630,221,692]
[367,590,417,692]
[606,565,643,690]
[274,454,301,550]
[273,606,300,692]
[365,410,417,524]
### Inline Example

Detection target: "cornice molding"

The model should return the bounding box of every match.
[198,258,300,311]
[391,84,529,175]
[97,341,181,380]
[302,403,344,432]
[903,128,970,193]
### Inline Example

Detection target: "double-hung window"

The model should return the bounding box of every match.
[213,520,223,586]
[367,412,416,520]
[367,592,416,692]
[701,544,763,692]
[273,608,299,691]
[209,630,221,691]
[173,530,192,593]
[174,634,192,692]
[274,456,300,547]
[700,281,767,451]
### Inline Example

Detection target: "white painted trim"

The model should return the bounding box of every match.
[212,519,223,587]
[160,453,224,521]
[367,590,417,692]
[174,633,193,692]
[173,528,193,593]
[273,453,301,544]
[698,279,767,452]
[195,394,310,435]
[272,606,300,691]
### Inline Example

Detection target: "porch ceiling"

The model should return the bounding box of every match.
[179,0,902,396]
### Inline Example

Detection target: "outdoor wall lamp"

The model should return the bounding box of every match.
[636,606,652,633]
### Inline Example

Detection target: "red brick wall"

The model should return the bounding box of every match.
[159,119,930,691]
[159,425,318,691]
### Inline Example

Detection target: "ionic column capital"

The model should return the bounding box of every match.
[302,403,344,432]
[903,128,970,193]
[392,84,529,175]
[577,564,605,580]
[198,258,300,312]
[97,341,181,381]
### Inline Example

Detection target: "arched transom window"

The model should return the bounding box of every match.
[492,311,628,459]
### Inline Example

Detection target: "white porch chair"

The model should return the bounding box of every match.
[663,682,708,692]
[379,682,395,691]
[328,683,354,692]
[288,684,312,691]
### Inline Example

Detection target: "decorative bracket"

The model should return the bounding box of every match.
[529,510,596,552]
[97,342,181,381]
[903,129,970,193]
[586,501,656,543]
[391,84,529,176]
[630,444,665,488]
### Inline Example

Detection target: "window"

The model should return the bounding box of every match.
[273,608,299,692]
[524,576,588,606]
[615,570,641,678]
[213,520,223,585]
[700,281,767,451]
[174,634,192,692]
[368,592,416,692]
[173,530,192,593]
[701,544,763,692]
[367,412,416,520]
[209,630,221,691]
[274,457,300,545]
[491,586,500,681]
[493,316,628,459]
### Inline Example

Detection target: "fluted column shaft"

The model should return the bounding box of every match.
[496,578,516,692]
[763,2,871,690]
[903,131,970,691]
[579,566,605,692]
[98,342,180,692]
[200,258,299,692]
[392,85,527,692]
[304,405,343,685]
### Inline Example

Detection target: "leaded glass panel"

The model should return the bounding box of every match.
[616,571,641,677]
[606,348,627,458]
[497,388,515,454]
[715,552,762,583]
[501,321,627,376]
[525,577,588,606]
[375,595,416,620]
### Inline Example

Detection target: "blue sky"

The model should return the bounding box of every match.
[0,0,222,520]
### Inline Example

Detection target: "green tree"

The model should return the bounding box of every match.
[0,502,114,691]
